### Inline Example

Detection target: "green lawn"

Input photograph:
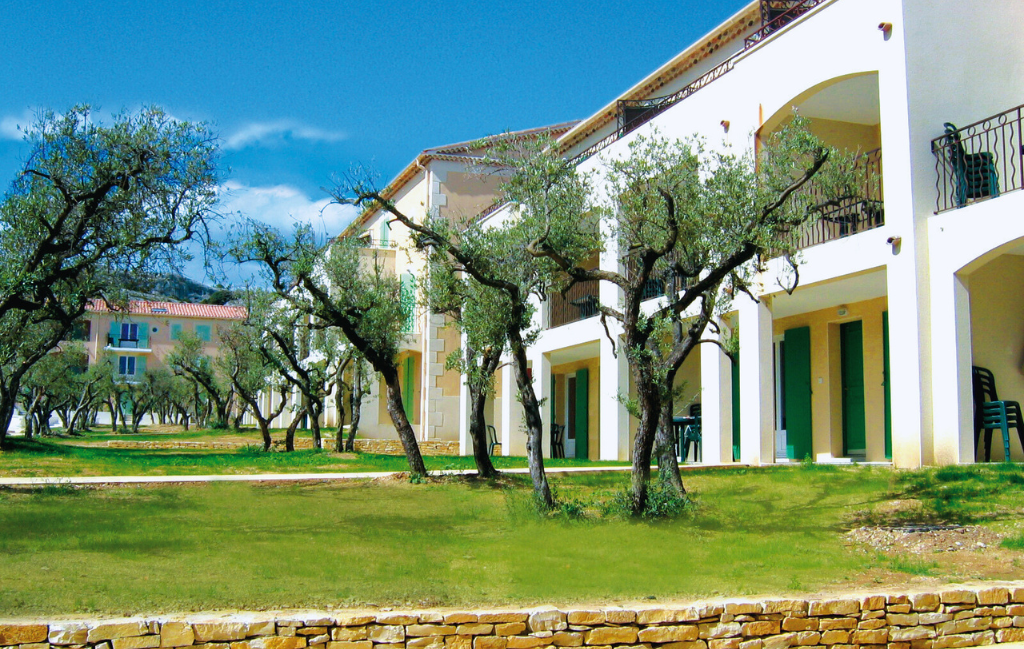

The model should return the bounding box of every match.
[1,464,1022,616]
[0,436,628,477]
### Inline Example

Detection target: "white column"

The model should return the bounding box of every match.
[499,360,517,456]
[929,271,974,465]
[529,349,552,459]
[700,320,733,464]
[738,295,774,465]
[599,329,630,461]
[887,254,927,468]
[598,232,629,461]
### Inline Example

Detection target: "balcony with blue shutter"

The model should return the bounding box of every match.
[105,321,153,352]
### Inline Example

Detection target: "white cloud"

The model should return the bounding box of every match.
[224,120,347,150]
[217,180,359,237]
[0,111,36,141]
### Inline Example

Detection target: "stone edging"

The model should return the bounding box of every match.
[3,583,1024,649]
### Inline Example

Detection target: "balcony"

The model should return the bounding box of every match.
[106,335,151,352]
[359,235,398,249]
[548,279,600,329]
[790,148,885,249]
[932,104,1023,213]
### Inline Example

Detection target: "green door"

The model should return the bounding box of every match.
[575,368,589,459]
[840,321,866,456]
[402,356,415,421]
[882,312,892,459]
[731,353,740,461]
[783,326,813,460]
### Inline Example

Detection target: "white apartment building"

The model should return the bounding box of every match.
[472,0,1024,467]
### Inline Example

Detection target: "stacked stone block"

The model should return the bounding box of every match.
[3,584,1023,649]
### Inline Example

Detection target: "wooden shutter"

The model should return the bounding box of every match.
[882,312,892,459]
[402,356,415,420]
[731,353,740,461]
[840,321,866,456]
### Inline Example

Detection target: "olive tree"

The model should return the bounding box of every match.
[332,147,597,508]
[508,118,860,513]
[231,222,427,476]
[218,295,292,451]
[0,106,218,448]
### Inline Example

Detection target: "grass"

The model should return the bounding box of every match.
[0,465,902,615]
[0,436,628,478]
[883,463,1024,524]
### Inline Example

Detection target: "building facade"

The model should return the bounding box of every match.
[81,301,246,381]
[469,0,1024,467]
[340,124,578,442]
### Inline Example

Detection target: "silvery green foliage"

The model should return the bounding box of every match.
[0,106,219,444]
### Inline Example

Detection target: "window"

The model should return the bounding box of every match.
[170,323,183,340]
[118,356,137,376]
[195,324,212,342]
[121,323,139,342]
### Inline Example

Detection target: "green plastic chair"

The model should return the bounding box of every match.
[681,403,702,462]
[486,425,499,456]
[551,423,565,459]
[943,123,1000,207]
[972,366,1023,462]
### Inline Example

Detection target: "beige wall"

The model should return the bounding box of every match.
[85,312,236,374]
[805,117,882,154]
[968,254,1024,461]
[551,356,601,461]
[773,296,889,461]
[439,171,502,224]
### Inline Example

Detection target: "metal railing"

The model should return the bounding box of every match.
[548,279,600,329]
[931,104,1024,213]
[359,236,398,249]
[108,335,142,349]
[744,0,825,49]
[623,252,699,301]
[789,148,885,249]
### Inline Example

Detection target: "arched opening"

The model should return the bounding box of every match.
[761,72,884,249]
[959,243,1024,462]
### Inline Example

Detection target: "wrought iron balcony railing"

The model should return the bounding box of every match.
[108,334,143,349]
[359,236,398,249]
[548,279,601,329]
[744,0,825,49]
[931,104,1024,213]
[789,148,885,249]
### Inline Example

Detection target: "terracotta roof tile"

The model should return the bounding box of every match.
[87,300,246,320]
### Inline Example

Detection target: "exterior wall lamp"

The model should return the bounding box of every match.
[887,235,902,254]
[878,22,893,38]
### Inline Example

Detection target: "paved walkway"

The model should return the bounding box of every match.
[0,462,745,486]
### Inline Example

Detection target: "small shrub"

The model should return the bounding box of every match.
[555,496,590,521]
[210,420,229,430]
[603,480,690,520]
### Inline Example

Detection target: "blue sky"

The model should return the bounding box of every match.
[0,0,746,285]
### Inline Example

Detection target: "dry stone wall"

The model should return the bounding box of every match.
[4,584,1024,649]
